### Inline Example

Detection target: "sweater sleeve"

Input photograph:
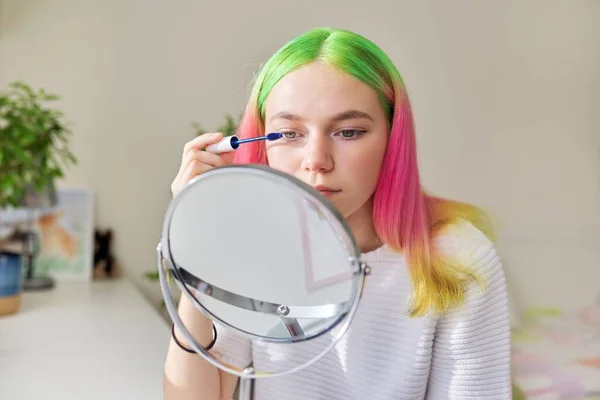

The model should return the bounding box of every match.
[210,322,253,370]
[426,221,512,399]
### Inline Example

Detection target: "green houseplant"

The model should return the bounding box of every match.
[0,81,78,294]
[0,81,77,208]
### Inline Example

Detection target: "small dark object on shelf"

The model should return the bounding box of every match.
[94,229,115,278]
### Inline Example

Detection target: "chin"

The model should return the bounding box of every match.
[327,200,352,218]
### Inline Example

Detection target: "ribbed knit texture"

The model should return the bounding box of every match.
[212,220,512,399]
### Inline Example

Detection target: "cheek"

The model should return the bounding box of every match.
[341,140,387,188]
[352,154,382,188]
[265,145,299,174]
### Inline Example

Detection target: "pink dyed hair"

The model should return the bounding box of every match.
[232,28,494,316]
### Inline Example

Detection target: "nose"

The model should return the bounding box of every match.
[301,134,333,173]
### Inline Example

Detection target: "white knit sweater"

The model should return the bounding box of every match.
[211,220,512,399]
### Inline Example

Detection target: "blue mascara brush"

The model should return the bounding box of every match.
[205,132,283,154]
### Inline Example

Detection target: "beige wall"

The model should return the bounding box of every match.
[1,0,599,311]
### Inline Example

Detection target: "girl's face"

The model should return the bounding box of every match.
[264,62,389,228]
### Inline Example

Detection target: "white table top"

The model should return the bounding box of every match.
[0,279,170,400]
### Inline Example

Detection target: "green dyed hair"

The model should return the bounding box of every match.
[234,27,495,317]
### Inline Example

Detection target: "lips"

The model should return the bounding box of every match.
[314,185,341,196]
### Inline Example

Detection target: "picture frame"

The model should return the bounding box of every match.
[1,187,95,282]
[32,187,95,281]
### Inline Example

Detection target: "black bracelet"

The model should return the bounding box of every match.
[171,323,217,353]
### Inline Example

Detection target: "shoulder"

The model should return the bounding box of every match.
[433,218,503,281]
[433,218,494,256]
[432,219,510,326]
[427,220,512,397]
[432,219,508,314]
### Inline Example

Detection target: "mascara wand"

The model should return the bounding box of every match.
[205,133,283,154]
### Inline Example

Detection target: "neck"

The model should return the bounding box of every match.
[345,198,382,254]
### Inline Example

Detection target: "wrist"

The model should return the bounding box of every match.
[171,323,217,353]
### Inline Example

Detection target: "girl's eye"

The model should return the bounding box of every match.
[278,130,365,141]
[281,131,300,140]
[337,129,366,140]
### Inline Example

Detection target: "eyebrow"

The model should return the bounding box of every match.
[269,109,374,123]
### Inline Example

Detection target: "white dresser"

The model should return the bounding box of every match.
[0,279,170,400]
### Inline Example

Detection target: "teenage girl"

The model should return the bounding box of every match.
[164,27,511,400]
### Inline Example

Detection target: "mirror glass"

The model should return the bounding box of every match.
[163,165,363,350]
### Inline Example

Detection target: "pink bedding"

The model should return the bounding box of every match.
[511,306,600,399]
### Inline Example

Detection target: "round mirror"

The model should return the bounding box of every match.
[158,165,370,379]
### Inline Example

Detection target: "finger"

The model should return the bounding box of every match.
[220,151,235,165]
[181,160,212,184]
[182,132,223,160]
[183,148,228,170]
[172,161,208,195]
[172,146,229,197]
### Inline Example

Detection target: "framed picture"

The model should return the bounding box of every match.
[32,188,95,281]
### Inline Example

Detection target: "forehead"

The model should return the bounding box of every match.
[264,62,382,121]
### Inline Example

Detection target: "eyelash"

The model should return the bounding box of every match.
[279,129,367,141]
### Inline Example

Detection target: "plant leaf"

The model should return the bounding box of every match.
[0,81,78,207]
[145,271,159,281]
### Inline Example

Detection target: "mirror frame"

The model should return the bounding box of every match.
[158,164,371,379]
